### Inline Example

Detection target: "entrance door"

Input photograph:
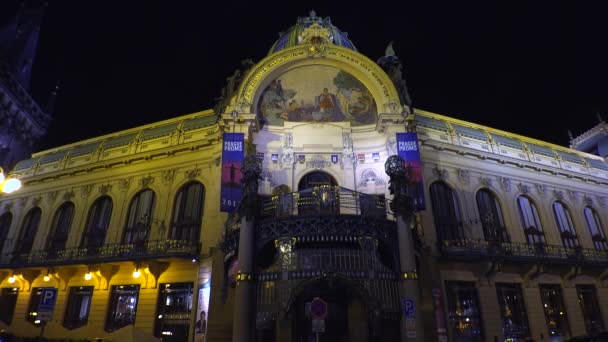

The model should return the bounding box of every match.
[292,278,368,342]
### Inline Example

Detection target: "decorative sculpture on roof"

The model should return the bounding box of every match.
[214,59,255,114]
[377,42,412,114]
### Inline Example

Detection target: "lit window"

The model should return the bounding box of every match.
[445,281,483,341]
[496,283,529,339]
[154,282,193,340]
[105,284,139,332]
[539,284,570,337]
[577,285,605,335]
[63,286,93,329]
[26,287,52,326]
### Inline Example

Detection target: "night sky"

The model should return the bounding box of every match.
[6,1,608,150]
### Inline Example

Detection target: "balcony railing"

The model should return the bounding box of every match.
[0,239,199,268]
[259,186,388,220]
[441,238,608,265]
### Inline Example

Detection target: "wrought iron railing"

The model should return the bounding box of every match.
[0,239,199,268]
[440,238,608,265]
[260,186,388,220]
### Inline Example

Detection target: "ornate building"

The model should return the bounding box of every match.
[0,4,51,171]
[0,11,607,342]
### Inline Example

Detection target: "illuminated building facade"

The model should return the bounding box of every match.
[1,11,607,342]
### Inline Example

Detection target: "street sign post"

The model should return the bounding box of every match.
[310,297,328,342]
[38,288,58,338]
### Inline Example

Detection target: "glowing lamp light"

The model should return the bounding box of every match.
[2,178,22,193]
[43,275,51,282]
[34,319,41,324]
[84,272,93,281]
[8,276,16,283]
[133,269,141,278]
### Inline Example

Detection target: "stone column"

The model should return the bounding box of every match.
[385,155,424,342]
[232,155,261,342]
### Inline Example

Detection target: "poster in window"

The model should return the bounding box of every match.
[194,281,210,342]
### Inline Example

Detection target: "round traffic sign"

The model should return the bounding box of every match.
[310,297,328,319]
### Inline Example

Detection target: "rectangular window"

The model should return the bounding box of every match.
[26,287,44,326]
[63,286,93,329]
[0,287,19,324]
[154,282,193,341]
[105,284,140,332]
[445,281,483,342]
[577,285,605,336]
[539,284,570,338]
[496,283,530,340]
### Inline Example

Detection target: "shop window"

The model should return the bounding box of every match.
[445,281,483,341]
[517,196,545,244]
[0,287,18,324]
[430,182,464,241]
[26,287,47,326]
[496,283,530,340]
[48,202,75,253]
[63,286,93,330]
[170,182,204,242]
[154,282,193,341]
[576,285,605,336]
[105,284,140,332]
[539,284,570,338]
[553,202,579,248]
[584,207,608,251]
[81,196,113,253]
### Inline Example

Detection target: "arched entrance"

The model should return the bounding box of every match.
[298,171,338,190]
[289,275,371,342]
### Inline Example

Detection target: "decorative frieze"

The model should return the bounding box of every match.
[63,190,75,201]
[499,177,511,192]
[185,168,201,180]
[161,169,177,184]
[552,190,564,201]
[517,183,529,194]
[535,184,546,197]
[432,166,449,180]
[479,176,492,187]
[306,155,329,170]
[47,191,58,205]
[118,178,131,192]
[99,184,112,195]
[140,175,155,188]
[81,184,93,198]
[457,169,470,185]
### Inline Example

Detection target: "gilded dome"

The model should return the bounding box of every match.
[268,10,356,55]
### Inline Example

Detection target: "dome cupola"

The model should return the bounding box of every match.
[268,10,356,55]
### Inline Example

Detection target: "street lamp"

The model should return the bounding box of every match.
[0,167,22,193]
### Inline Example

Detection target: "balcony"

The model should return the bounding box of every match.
[0,239,199,268]
[222,186,399,257]
[440,238,608,266]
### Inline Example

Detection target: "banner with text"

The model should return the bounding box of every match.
[220,133,244,212]
[396,132,426,210]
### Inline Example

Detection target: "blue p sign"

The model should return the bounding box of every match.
[39,288,58,310]
[403,298,415,318]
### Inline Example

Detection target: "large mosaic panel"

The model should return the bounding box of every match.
[257,65,377,126]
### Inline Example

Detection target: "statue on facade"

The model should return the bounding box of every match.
[377,42,413,114]
[214,59,256,115]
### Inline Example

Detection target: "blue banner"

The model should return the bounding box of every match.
[396,132,426,210]
[220,133,245,212]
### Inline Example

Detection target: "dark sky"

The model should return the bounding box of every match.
[9,1,608,150]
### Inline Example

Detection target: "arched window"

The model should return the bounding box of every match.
[81,196,113,251]
[476,189,509,242]
[430,182,464,241]
[584,207,607,251]
[123,189,156,245]
[552,202,578,248]
[15,207,41,254]
[517,196,545,244]
[170,182,204,242]
[48,202,75,252]
[0,212,12,254]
